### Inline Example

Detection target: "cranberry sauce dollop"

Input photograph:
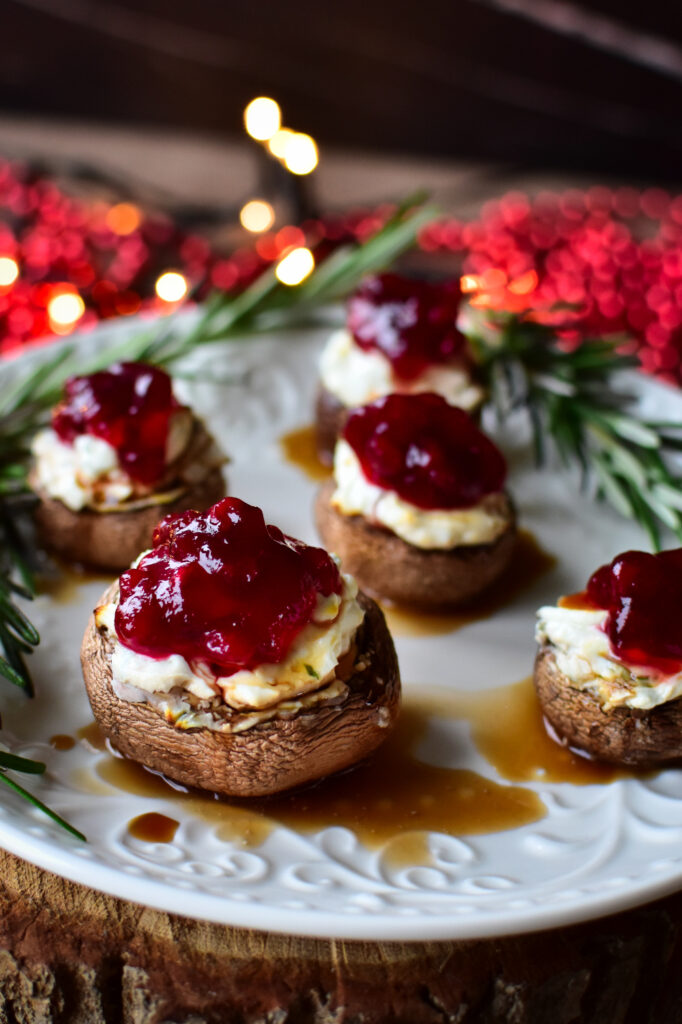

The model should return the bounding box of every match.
[584,548,682,675]
[114,497,344,676]
[52,362,181,486]
[342,392,506,511]
[347,273,466,381]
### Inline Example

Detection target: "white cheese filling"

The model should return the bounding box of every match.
[536,605,682,711]
[96,573,365,722]
[110,674,350,734]
[318,328,484,410]
[331,439,508,549]
[31,410,194,512]
[31,429,134,511]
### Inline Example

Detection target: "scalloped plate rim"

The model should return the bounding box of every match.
[2,312,682,940]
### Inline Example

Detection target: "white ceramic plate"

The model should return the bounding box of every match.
[2,315,682,941]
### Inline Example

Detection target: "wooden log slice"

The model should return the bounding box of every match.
[1,850,682,1023]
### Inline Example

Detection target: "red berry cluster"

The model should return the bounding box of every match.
[2,157,682,384]
[420,188,682,383]
[0,159,381,357]
[116,497,342,673]
[0,160,196,353]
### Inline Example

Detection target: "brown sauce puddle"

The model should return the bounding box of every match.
[384,530,556,637]
[49,734,75,751]
[77,722,109,751]
[128,812,179,844]
[37,562,114,606]
[280,424,332,482]
[432,676,622,786]
[72,678,626,864]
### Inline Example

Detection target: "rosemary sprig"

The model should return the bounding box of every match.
[465,308,682,550]
[0,192,436,489]
[0,771,86,842]
[0,502,72,835]
[0,513,38,696]
[0,194,435,839]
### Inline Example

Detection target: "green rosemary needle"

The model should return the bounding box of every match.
[464,307,682,551]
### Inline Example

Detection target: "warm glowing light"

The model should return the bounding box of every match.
[283,133,319,175]
[244,97,281,141]
[0,257,19,287]
[267,128,295,159]
[460,274,480,294]
[239,199,275,233]
[275,247,315,286]
[508,269,539,295]
[469,293,496,309]
[480,268,507,290]
[48,291,85,330]
[105,202,142,235]
[155,271,188,303]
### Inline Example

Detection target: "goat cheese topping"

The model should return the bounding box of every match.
[96,574,363,715]
[536,605,682,710]
[332,440,508,548]
[319,328,484,410]
[32,429,134,510]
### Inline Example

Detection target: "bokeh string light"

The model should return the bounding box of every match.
[2,159,682,385]
[275,246,315,285]
[47,288,85,334]
[243,94,319,178]
[267,129,295,160]
[243,97,281,143]
[155,270,188,304]
[241,96,320,234]
[0,256,19,288]
[239,199,275,233]
[282,133,318,176]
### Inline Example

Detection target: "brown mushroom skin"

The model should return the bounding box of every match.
[534,645,682,768]
[315,385,347,467]
[315,480,516,608]
[31,467,226,572]
[81,586,401,798]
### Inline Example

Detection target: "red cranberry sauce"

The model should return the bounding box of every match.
[114,497,344,677]
[580,549,682,675]
[52,362,181,486]
[347,273,466,381]
[342,392,506,511]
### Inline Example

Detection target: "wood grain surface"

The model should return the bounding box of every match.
[1,849,682,1023]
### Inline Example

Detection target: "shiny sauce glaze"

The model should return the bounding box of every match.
[568,548,682,675]
[52,362,181,486]
[343,392,506,510]
[85,692,545,855]
[347,273,466,381]
[128,812,179,843]
[115,497,343,674]
[49,734,75,751]
[72,680,629,860]
[279,424,332,481]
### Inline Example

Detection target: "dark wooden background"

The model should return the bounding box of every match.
[3,0,681,180]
